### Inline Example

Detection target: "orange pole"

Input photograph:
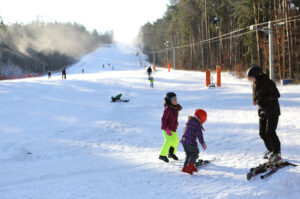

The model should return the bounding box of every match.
[206,70,211,87]
[168,63,170,72]
[216,65,221,87]
[153,64,155,71]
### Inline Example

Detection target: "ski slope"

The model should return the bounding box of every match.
[0,44,300,199]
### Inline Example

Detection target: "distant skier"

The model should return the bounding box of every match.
[247,66,281,163]
[147,66,152,80]
[82,69,84,74]
[180,109,207,175]
[149,77,154,88]
[48,71,51,79]
[159,92,182,163]
[62,68,66,79]
[102,64,105,68]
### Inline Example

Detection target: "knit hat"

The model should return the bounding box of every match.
[195,109,207,124]
[164,92,177,105]
[247,65,263,78]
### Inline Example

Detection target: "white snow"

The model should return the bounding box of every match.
[0,44,300,199]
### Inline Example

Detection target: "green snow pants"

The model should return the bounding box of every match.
[160,130,179,156]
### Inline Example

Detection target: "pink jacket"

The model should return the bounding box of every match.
[161,104,182,132]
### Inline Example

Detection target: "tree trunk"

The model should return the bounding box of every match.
[254,2,262,67]
[284,0,293,78]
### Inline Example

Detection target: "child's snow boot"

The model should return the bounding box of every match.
[168,147,179,161]
[188,163,198,172]
[182,166,193,175]
[159,155,169,163]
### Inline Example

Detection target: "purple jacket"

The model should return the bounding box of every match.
[161,104,182,132]
[180,116,205,146]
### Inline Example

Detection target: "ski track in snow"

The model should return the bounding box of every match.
[0,44,300,199]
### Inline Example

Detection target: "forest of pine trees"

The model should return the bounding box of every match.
[0,18,113,76]
[139,0,300,81]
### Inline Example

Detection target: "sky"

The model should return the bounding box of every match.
[0,0,169,44]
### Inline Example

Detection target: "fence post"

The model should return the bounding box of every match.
[206,70,211,87]
[216,65,221,87]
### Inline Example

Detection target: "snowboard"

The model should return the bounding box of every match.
[111,99,129,103]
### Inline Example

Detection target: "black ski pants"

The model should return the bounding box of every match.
[182,143,199,167]
[259,116,281,154]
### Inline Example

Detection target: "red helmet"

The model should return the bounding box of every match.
[195,109,207,124]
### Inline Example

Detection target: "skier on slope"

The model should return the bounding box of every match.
[180,109,207,175]
[149,77,154,88]
[247,66,281,163]
[62,68,66,79]
[159,92,182,163]
[147,66,152,80]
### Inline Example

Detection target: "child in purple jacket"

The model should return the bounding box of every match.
[180,109,207,175]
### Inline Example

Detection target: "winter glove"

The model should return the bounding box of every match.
[166,128,172,136]
[257,99,265,107]
[201,143,207,150]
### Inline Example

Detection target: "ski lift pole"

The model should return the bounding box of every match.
[153,52,156,71]
[268,21,274,81]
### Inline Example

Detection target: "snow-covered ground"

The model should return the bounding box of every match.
[0,44,299,199]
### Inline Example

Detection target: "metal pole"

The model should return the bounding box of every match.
[173,47,176,69]
[153,52,155,65]
[268,21,274,81]
[166,48,168,64]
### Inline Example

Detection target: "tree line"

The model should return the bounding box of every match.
[139,0,300,80]
[0,18,113,76]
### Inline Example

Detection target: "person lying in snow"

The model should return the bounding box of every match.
[180,109,207,175]
[111,94,129,102]
[159,92,182,163]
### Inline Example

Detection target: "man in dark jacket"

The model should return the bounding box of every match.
[248,66,281,163]
[147,66,152,80]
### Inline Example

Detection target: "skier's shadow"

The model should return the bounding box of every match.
[194,163,249,180]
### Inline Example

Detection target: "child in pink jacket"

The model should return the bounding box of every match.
[159,92,182,163]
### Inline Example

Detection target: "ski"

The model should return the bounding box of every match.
[247,161,297,181]
[260,167,279,179]
[195,159,210,168]
[247,162,269,180]
[260,161,297,180]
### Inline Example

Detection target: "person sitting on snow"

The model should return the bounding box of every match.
[180,109,207,175]
[111,94,129,102]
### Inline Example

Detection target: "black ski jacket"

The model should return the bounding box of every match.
[252,75,281,119]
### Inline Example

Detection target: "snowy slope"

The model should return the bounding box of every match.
[0,44,300,199]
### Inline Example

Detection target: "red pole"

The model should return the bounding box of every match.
[216,66,221,87]
[153,64,155,71]
[206,70,211,87]
[168,63,170,72]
